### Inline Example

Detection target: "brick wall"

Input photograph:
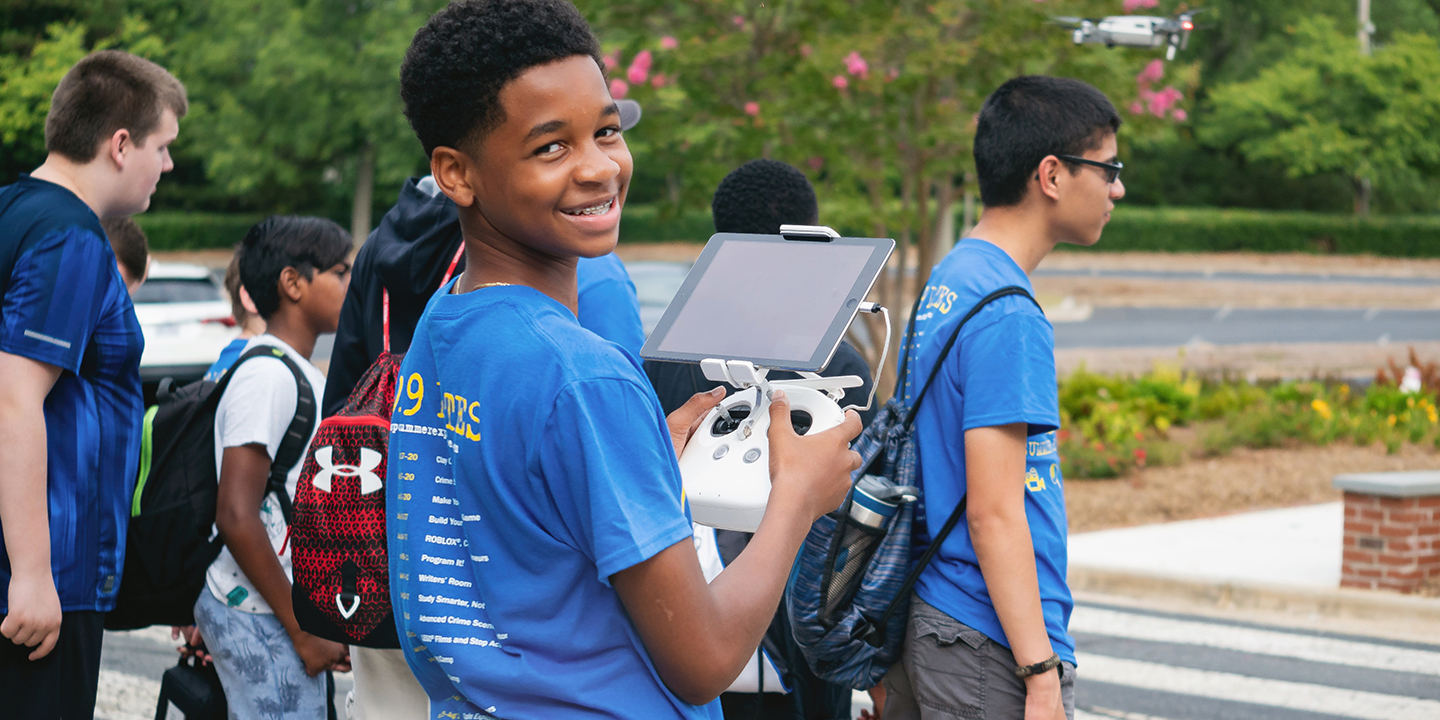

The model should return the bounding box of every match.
[1340,491,1440,593]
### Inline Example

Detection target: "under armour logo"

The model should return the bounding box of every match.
[313,446,383,494]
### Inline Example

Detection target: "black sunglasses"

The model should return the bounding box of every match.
[1056,155,1123,184]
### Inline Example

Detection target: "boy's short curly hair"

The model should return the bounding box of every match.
[711,159,819,235]
[401,0,604,157]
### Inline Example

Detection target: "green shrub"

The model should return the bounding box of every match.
[135,212,264,251]
[1058,206,1440,257]
[1059,367,1440,476]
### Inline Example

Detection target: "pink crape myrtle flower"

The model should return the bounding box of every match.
[1146,86,1183,117]
[627,50,652,85]
[650,73,668,88]
[1173,109,1188,122]
[886,67,900,82]
[744,101,760,116]
[609,78,629,99]
[844,51,869,78]
[733,15,744,27]
[832,75,849,89]
[1129,101,1144,115]
[1123,0,1159,13]
[1136,59,1164,85]
[660,36,678,50]
[800,44,813,58]
[807,156,824,171]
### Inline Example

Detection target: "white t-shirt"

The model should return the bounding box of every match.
[206,335,326,614]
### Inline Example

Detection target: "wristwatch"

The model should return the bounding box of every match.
[1014,653,1062,679]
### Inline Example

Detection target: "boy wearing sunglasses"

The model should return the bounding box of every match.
[879,75,1124,720]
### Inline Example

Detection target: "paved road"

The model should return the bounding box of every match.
[1068,601,1440,720]
[97,600,1438,720]
[1053,307,1440,349]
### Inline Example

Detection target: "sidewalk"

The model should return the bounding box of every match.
[1067,502,1440,641]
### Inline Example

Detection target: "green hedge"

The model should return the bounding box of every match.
[135,206,713,250]
[1088,207,1440,256]
[136,205,1440,256]
[135,212,264,251]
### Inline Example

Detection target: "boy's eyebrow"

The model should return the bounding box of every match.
[525,120,566,141]
[523,105,620,141]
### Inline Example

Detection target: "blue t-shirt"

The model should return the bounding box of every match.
[577,253,645,356]
[0,175,144,613]
[203,336,249,382]
[388,281,719,719]
[901,238,1072,665]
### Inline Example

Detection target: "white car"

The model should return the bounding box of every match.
[133,261,239,383]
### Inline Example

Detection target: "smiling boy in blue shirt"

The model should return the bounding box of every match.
[385,2,864,718]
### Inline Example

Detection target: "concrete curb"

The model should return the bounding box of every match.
[1069,565,1440,625]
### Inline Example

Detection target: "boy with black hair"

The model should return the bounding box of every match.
[102,217,150,295]
[0,49,183,719]
[880,75,1125,720]
[195,215,354,720]
[387,1,862,718]
[646,157,874,720]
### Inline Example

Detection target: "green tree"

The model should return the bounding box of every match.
[0,17,167,181]
[1199,17,1440,214]
[584,0,1185,396]
[170,0,443,244]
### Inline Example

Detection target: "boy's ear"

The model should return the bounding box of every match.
[431,147,479,208]
[1033,155,1065,203]
[277,266,305,305]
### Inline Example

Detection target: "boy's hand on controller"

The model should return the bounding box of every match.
[666,386,727,457]
[766,390,862,522]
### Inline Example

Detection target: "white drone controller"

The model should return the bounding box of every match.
[679,358,861,532]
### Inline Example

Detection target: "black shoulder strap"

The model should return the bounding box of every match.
[219,345,317,524]
[853,285,1041,647]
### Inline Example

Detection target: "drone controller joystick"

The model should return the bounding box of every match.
[678,359,860,532]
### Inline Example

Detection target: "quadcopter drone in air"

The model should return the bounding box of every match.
[1054,11,1199,60]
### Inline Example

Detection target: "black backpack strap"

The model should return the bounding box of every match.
[219,345,317,524]
[853,285,1041,647]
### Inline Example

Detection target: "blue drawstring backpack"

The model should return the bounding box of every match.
[787,286,1038,690]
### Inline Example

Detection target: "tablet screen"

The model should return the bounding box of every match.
[641,232,893,371]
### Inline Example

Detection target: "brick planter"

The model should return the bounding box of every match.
[1333,471,1440,594]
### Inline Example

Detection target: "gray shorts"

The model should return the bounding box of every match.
[881,596,1075,720]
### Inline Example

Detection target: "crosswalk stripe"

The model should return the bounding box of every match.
[1072,606,1440,676]
[1076,709,1172,720]
[1077,652,1440,720]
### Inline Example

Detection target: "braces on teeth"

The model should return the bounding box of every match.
[569,199,612,216]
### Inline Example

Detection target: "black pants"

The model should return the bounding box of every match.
[0,610,105,720]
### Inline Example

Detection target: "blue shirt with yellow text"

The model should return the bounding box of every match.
[902,238,1073,665]
[387,281,718,719]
